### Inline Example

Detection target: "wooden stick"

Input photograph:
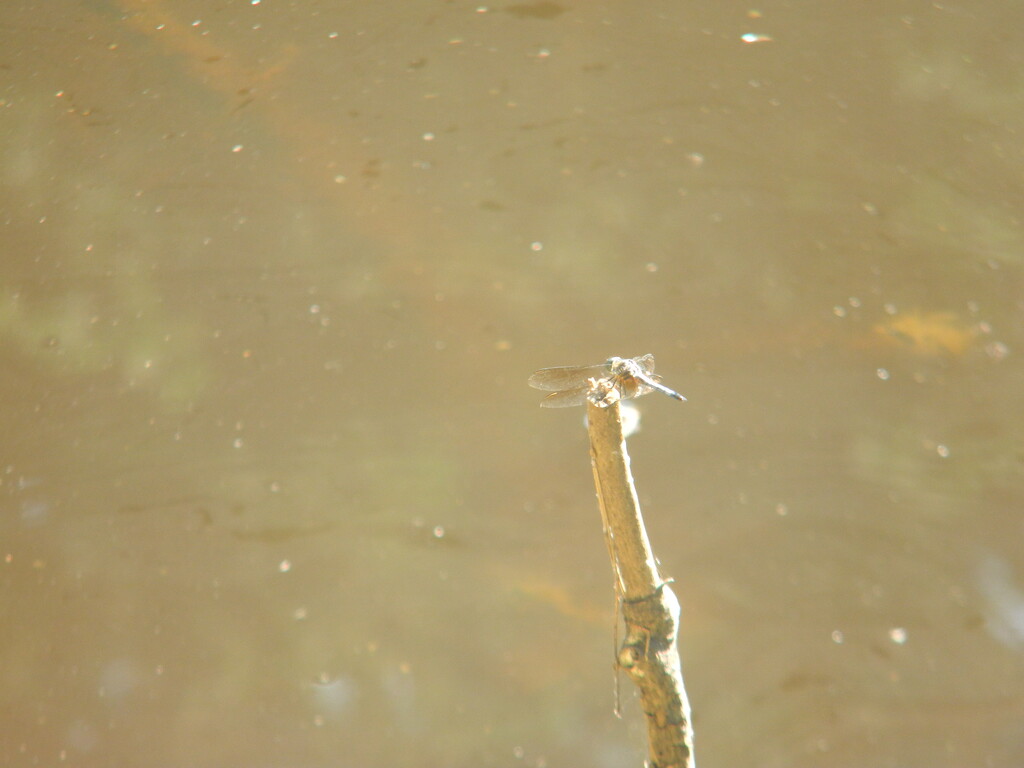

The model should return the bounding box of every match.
[586,400,696,768]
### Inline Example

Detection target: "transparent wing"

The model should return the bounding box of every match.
[538,387,593,408]
[527,362,608,392]
[619,380,656,401]
[633,354,656,375]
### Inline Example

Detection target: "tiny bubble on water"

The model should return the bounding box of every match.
[888,627,907,644]
[985,341,1009,360]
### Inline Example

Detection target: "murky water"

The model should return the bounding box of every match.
[2,2,1023,766]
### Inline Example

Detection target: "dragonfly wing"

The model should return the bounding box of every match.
[634,354,656,375]
[539,387,593,408]
[528,363,607,391]
[632,371,687,402]
[619,381,655,401]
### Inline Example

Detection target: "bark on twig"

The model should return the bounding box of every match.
[586,401,696,768]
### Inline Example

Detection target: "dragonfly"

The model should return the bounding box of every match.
[528,354,686,408]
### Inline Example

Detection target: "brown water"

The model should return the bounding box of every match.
[3,2,1023,766]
